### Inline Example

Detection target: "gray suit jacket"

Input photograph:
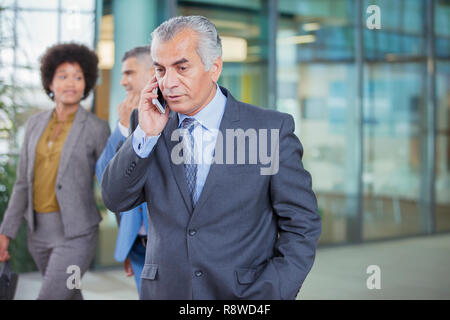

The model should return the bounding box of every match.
[101,87,321,300]
[0,106,110,239]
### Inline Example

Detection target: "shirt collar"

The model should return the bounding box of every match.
[177,84,227,132]
[52,107,77,123]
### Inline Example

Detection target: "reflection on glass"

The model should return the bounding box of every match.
[436,61,450,232]
[62,0,96,12]
[279,0,355,62]
[361,0,431,240]
[0,66,14,84]
[277,0,449,243]
[17,0,58,9]
[0,49,14,66]
[0,9,14,44]
[15,67,41,87]
[60,13,95,45]
[363,0,425,60]
[434,1,449,233]
[16,11,58,67]
[0,0,15,8]
[435,0,450,59]
[362,63,424,239]
[278,0,356,244]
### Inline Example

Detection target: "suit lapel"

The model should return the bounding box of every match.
[192,88,240,216]
[27,110,53,183]
[163,111,194,212]
[56,106,88,182]
[162,88,240,215]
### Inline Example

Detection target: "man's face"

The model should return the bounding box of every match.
[120,56,153,95]
[152,28,222,116]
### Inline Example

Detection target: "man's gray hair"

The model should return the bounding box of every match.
[151,16,222,71]
[122,45,152,66]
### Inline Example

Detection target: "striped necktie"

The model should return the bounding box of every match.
[181,117,198,206]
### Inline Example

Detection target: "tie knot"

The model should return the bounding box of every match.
[181,117,197,131]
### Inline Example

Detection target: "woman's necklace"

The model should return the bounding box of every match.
[47,118,66,149]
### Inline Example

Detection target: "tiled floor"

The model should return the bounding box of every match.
[14,267,139,300]
[297,233,450,299]
[13,233,450,300]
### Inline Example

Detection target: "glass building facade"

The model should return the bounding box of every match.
[1,0,449,268]
[98,0,449,248]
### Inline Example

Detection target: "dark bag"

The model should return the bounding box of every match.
[0,261,19,300]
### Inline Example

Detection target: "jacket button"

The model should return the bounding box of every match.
[189,229,197,236]
[195,270,203,277]
[57,185,62,190]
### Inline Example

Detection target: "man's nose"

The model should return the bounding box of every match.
[120,74,127,87]
[162,68,179,90]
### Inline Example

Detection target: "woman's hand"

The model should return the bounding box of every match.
[0,234,11,262]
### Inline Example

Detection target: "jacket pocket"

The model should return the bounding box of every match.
[235,267,258,285]
[141,264,158,280]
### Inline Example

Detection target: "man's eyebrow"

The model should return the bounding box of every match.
[173,58,189,65]
[153,58,189,68]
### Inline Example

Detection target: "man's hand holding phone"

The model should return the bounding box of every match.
[138,77,170,137]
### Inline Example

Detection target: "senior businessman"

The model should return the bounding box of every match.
[101,15,321,300]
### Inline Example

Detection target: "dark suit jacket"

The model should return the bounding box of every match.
[0,106,110,239]
[101,86,321,299]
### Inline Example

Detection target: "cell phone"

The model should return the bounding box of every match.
[152,86,166,114]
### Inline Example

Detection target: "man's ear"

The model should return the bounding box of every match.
[210,57,223,82]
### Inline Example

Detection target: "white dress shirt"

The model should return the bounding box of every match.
[131,84,227,203]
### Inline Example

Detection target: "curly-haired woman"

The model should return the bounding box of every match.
[0,43,110,299]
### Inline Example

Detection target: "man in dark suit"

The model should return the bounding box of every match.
[101,15,321,300]
[95,46,152,293]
